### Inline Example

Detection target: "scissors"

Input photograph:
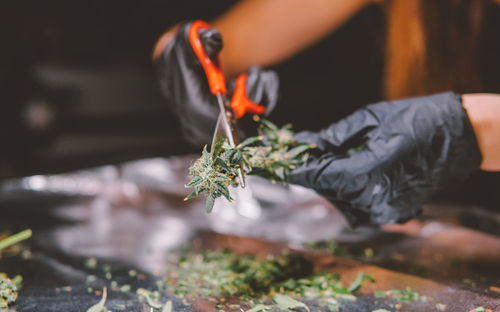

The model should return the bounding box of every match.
[188,20,267,188]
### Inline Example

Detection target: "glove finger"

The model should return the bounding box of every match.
[290,148,392,223]
[199,27,223,62]
[156,22,220,147]
[297,107,380,151]
[245,66,279,116]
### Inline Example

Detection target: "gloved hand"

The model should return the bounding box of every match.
[154,21,279,147]
[290,92,482,226]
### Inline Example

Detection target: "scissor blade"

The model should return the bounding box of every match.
[210,94,246,188]
[210,114,227,157]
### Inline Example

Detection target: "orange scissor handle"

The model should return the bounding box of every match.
[188,20,227,95]
[230,73,266,119]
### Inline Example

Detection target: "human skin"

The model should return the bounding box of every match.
[152,0,371,77]
[152,0,500,171]
[462,94,500,171]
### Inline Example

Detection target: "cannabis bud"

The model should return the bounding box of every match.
[185,119,314,213]
[0,273,20,309]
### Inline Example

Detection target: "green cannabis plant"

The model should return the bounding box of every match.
[162,248,374,311]
[0,274,21,309]
[185,119,314,213]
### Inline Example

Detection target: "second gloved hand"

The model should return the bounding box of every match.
[154,21,279,147]
[290,92,482,226]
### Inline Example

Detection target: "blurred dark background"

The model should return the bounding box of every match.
[0,1,384,177]
[2,1,499,210]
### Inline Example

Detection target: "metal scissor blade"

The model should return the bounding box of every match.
[210,114,228,157]
[210,94,246,188]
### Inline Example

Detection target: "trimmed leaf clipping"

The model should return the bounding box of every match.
[274,294,310,312]
[86,287,107,312]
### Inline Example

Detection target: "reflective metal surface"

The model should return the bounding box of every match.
[2,156,500,311]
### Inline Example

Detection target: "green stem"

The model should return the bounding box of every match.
[0,229,32,251]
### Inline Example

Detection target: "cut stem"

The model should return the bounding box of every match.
[0,229,32,251]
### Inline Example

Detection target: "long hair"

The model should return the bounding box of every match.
[384,0,489,100]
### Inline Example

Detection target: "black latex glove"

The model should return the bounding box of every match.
[290,92,482,226]
[155,22,279,147]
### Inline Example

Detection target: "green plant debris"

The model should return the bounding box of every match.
[137,288,163,310]
[273,294,310,312]
[0,229,32,251]
[469,307,492,312]
[409,265,429,277]
[363,248,374,259]
[87,275,97,283]
[448,258,462,268]
[120,284,131,293]
[86,287,107,312]
[185,119,314,213]
[247,304,271,312]
[85,257,98,269]
[386,288,424,302]
[0,273,20,309]
[163,248,374,311]
[373,290,386,298]
[162,300,173,312]
[462,278,476,287]
[348,272,375,293]
[372,309,391,312]
[436,303,447,311]
[302,240,347,257]
[114,303,126,310]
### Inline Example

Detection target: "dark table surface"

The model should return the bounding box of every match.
[1,157,500,312]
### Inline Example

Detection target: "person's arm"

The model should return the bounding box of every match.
[153,0,372,76]
[290,92,482,226]
[462,93,500,171]
[213,0,372,76]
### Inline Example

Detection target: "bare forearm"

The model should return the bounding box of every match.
[153,0,370,76]
[462,93,500,171]
[213,0,371,76]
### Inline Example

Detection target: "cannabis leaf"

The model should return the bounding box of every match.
[348,272,375,293]
[273,294,310,312]
[247,304,272,312]
[137,288,163,310]
[185,119,314,212]
[162,300,173,312]
[86,287,107,312]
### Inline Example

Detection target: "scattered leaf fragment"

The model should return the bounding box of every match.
[137,288,162,310]
[86,287,107,312]
[247,304,271,312]
[114,304,126,310]
[363,248,374,259]
[348,272,375,293]
[162,300,172,312]
[469,307,492,312]
[372,309,391,312]
[436,303,447,311]
[274,294,310,312]
[85,257,97,269]
[387,288,422,302]
[374,290,386,298]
